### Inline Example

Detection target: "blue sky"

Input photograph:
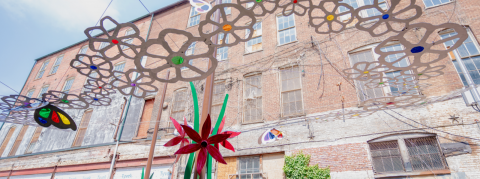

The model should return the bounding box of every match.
[0,0,181,98]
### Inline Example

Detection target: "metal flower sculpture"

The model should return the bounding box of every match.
[412,65,446,80]
[375,23,468,71]
[308,0,354,34]
[361,95,426,111]
[174,115,231,175]
[198,4,256,47]
[364,76,397,89]
[237,0,279,16]
[1,95,46,111]
[83,79,116,95]
[84,16,145,60]
[214,116,241,152]
[343,61,388,81]
[354,0,422,37]
[81,92,112,106]
[135,29,217,83]
[279,0,311,17]
[164,117,191,163]
[42,91,89,109]
[110,69,158,98]
[70,54,114,80]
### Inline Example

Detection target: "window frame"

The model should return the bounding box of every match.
[74,45,89,66]
[8,125,29,156]
[279,66,305,117]
[121,28,136,50]
[211,82,226,123]
[26,89,35,98]
[72,109,93,147]
[38,85,50,98]
[35,60,50,79]
[422,0,453,9]
[181,42,196,70]
[61,77,75,94]
[243,73,263,124]
[339,0,388,19]
[49,54,64,75]
[188,6,201,27]
[236,155,263,178]
[245,21,263,53]
[0,126,16,156]
[275,13,297,46]
[25,127,43,154]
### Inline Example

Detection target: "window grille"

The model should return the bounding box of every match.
[280,66,303,117]
[369,141,405,173]
[238,156,262,179]
[405,137,448,171]
[244,75,262,123]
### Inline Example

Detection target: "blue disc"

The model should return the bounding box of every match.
[39,117,48,124]
[410,46,425,53]
[382,14,389,19]
[93,98,99,101]
[90,65,98,70]
[201,5,210,10]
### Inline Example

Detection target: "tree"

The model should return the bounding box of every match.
[283,151,330,179]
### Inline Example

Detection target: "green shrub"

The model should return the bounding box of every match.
[283,151,330,179]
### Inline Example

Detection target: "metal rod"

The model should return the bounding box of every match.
[452,49,480,102]
[113,97,128,141]
[144,70,170,179]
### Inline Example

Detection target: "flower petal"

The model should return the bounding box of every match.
[207,134,231,144]
[183,138,190,145]
[201,114,212,140]
[217,116,226,133]
[181,125,202,143]
[174,141,186,163]
[183,116,188,126]
[164,136,183,147]
[196,148,208,175]
[220,139,235,152]
[223,131,241,138]
[207,145,227,164]
[174,144,201,155]
[170,117,184,136]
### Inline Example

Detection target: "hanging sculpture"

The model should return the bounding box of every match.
[33,104,77,131]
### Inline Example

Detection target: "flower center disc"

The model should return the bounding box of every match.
[131,83,136,86]
[112,39,119,44]
[61,100,69,103]
[99,87,102,89]
[363,71,369,74]
[411,46,424,53]
[256,0,262,2]
[93,98,99,101]
[326,15,335,21]
[223,24,232,31]
[293,0,297,3]
[171,56,184,65]
[379,82,384,84]
[382,14,389,19]
[90,65,98,70]
[201,141,208,147]
[386,102,395,105]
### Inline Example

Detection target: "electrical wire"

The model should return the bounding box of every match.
[0,81,19,94]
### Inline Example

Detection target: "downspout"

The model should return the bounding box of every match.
[0,61,37,131]
[108,13,155,179]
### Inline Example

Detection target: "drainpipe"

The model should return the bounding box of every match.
[113,97,128,141]
[108,13,155,179]
[0,61,37,132]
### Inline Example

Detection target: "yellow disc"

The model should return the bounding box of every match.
[326,15,335,21]
[223,24,232,31]
[57,112,71,125]
[363,71,369,74]
[352,114,360,117]
[414,86,419,88]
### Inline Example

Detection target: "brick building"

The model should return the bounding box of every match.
[1,0,480,178]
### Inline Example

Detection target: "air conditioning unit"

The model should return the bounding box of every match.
[461,87,480,106]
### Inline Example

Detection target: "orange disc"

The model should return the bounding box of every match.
[223,24,232,31]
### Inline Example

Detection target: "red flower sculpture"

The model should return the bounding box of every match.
[164,117,190,162]
[175,115,231,175]
[214,116,241,152]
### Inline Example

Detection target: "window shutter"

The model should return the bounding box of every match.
[8,125,29,156]
[0,127,16,156]
[73,110,93,147]
[136,98,156,139]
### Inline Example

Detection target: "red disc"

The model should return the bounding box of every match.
[386,102,395,105]
[293,0,297,3]
[112,39,119,44]
[98,87,102,89]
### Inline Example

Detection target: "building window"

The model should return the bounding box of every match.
[276,14,296,45]
[26,89,35,98]
[38,85,49,98]
[62,78,75,94]
[280,66,303,117]
[8,125,29,156]
[169,89,187,133]
[72,109,93,147]
[238,156,262,179]
[74,45,89,66]
[441,29,480,86]
[0,126,16,156]
[97,42,109,56]
[110,62,126,86]
[49,55,64,75]
[25,127,43,154]
[122,29,135,49]
[244,75,262,123]
[422,0,452,8]
[188,6,201,27]
[246,22,262,53]
[83,72,98,93]
[217,33,229,61]
[211,83,226,123]
[136,98,155,139]
[35,60,50,79]
[223,0,232,15]
[181,42,196,70]
[368,135,447,174]
[339,0,388,19]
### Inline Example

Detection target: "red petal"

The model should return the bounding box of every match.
[207,134,231,144]
[164,136,183,147]
[183,116,188,126]
[174,144,201,154]
[181,125,202,143]
[196,148,208,175]
[207,145,227,164]
[220,140,235,152]
[170,117,184,136]
[218,116,226,133]
[183,138,190,145]
[174,141,186,163]
[223,131,241,138]
[201,114,212,140]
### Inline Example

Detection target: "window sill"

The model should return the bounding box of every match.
[47,73,56,77]
[241,120,264,125]
[244,49,263,55]
[277,40,298,47]
[281,113,305,119]
[425,1,454,10]
[187,24,199,29]
[374,169,451,178]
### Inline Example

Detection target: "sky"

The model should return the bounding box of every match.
[0,0,181,98]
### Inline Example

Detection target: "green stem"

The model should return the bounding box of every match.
[207,94,229,179]
[184,82,200,179]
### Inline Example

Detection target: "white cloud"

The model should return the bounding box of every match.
[0,0,120,31]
